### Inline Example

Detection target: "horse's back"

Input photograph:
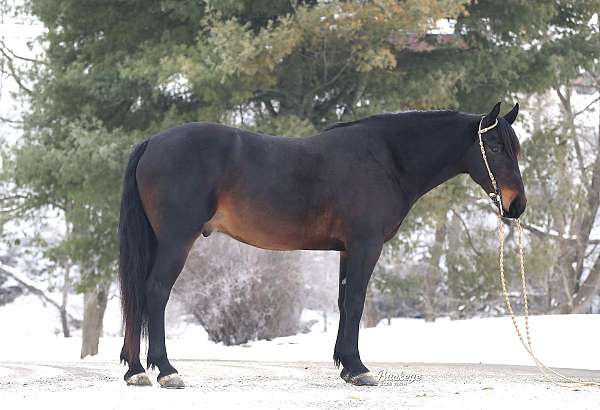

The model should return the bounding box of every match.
[144,121,317,168]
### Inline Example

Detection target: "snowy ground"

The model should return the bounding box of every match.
[1,295,600,409]
[1,360,599,409]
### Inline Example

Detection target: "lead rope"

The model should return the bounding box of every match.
[478,117,600,388]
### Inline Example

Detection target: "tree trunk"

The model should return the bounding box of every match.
[361,286,379,328]
[424,220,446,322]
[80,283,109,359]
[60,265,71,337]
[59,307,70,338]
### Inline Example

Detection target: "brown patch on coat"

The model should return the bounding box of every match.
[205,192,343,251]
[500,187,519,212]
[138,184,161,236]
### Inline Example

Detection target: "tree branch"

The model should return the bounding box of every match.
[0,262,81,327]
[554,86,590,190]
[451,208,483,257]
[0,115,24,125]
[574,95,600,118]
[470,199,600,245]
[0,39,46,65]
[0,46,32,95]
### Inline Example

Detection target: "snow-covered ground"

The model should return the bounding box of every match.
[1,295,600,409]
[2,294,600,370]
[3,359,600,410]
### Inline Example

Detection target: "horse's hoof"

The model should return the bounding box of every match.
[340,367,352,383]
[351,372,378,386]
[158,373,185,389]
[126,372,153,386]
[340,369,378,386]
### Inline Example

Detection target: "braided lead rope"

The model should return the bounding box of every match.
[478,116,600,388]
[498,217,600,388]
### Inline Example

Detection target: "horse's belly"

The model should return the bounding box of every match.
[204,194,342,251]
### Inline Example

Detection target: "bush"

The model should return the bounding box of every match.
[174,234,305,345]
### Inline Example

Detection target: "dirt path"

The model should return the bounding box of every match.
[1,360,599,409]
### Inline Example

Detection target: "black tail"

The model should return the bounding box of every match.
[118,140,155,365]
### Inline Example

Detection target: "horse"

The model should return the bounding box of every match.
[118,101,526,388]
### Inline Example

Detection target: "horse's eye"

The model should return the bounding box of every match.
[490,145,501,153]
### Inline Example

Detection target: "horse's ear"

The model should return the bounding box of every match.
[482,101,501,127]
[503,102,519,125]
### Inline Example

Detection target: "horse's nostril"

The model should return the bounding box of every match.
[508,196,526,218]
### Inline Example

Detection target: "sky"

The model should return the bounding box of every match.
[0,1,43,141]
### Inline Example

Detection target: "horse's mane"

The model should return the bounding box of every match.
[325,111,521,160]
[323,110,458,131]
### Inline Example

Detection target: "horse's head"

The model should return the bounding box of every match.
[463,102,526,219]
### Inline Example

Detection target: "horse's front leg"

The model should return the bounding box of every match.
[333,251,348,367]
[335,239,383,386]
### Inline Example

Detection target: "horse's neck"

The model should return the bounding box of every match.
[382,113,476,201]
[414,161,463,199]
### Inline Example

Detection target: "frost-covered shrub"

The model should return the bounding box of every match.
[174,234,305,345]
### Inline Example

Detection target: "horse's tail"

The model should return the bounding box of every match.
[118,140,155,365]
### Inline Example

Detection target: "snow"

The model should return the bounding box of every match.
[2,294,600,371]
[2,296,600,409]
[0,294,67,336]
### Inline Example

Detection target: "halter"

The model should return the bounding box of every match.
[477,117,503,216]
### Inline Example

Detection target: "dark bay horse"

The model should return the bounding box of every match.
[118,102,526,388]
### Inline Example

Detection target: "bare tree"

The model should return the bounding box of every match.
[523,73,600,313]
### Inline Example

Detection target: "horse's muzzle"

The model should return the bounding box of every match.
[504,195,527,219]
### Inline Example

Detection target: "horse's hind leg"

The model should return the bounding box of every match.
[145,234,197,388]
[121,324,150,385]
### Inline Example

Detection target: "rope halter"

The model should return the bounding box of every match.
[477,116,503,216]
